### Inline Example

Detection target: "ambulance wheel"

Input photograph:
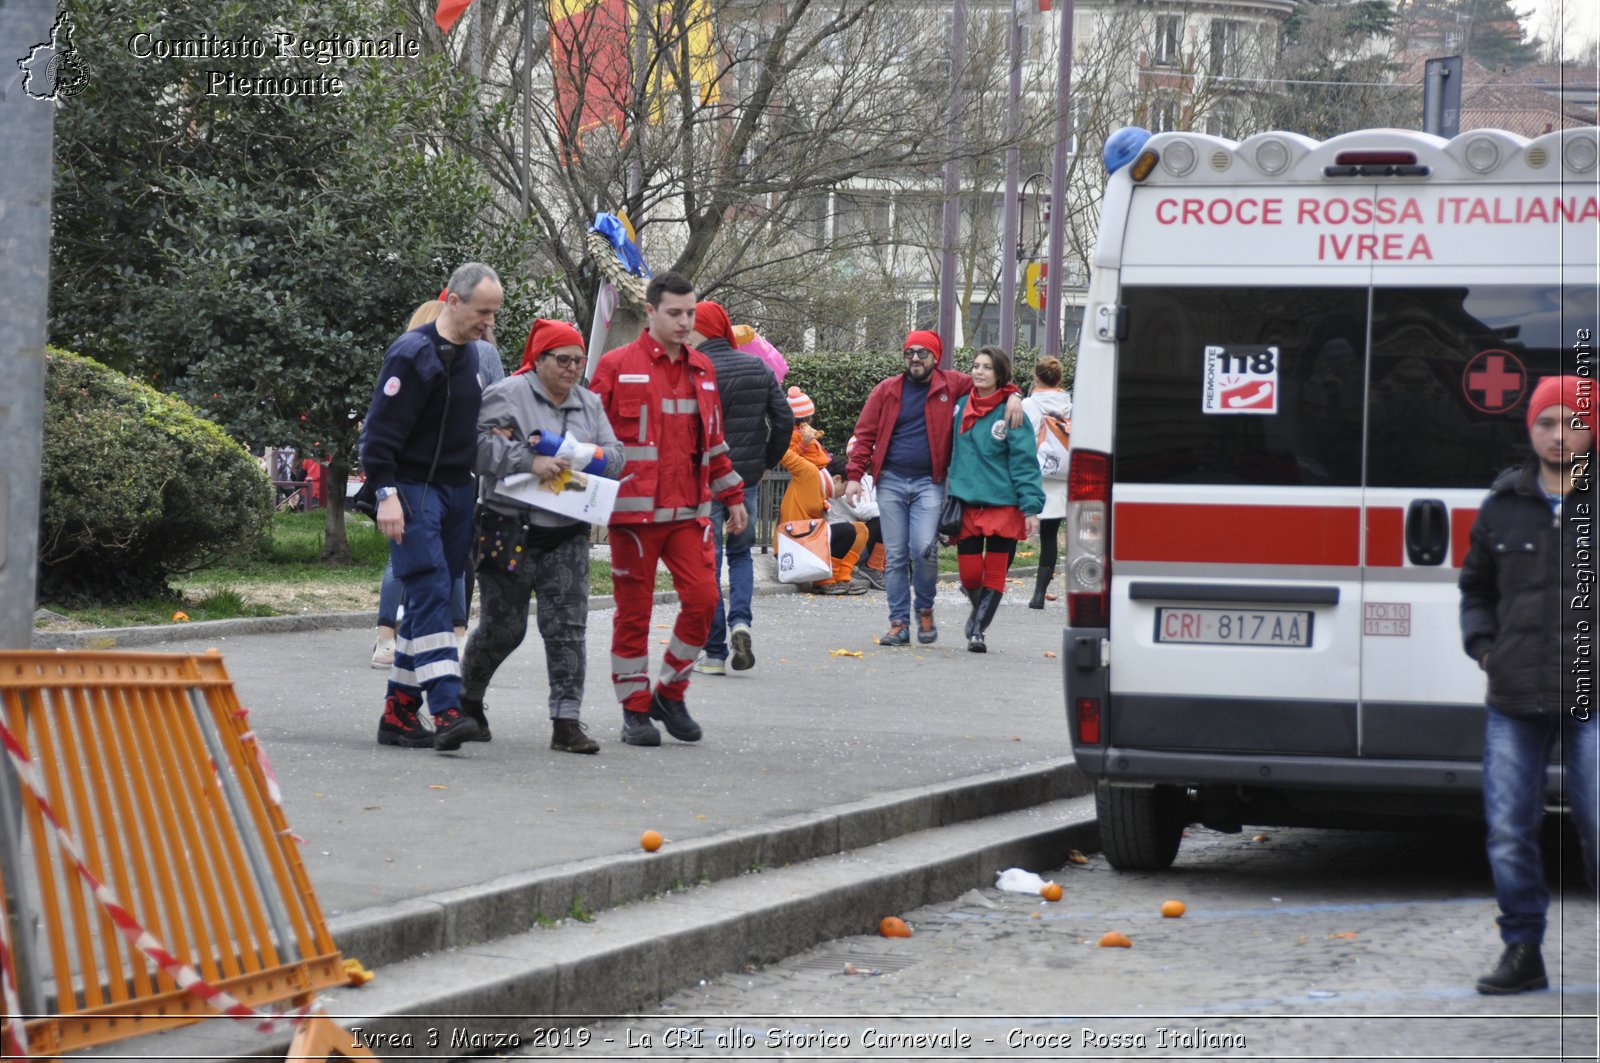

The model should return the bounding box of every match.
[1096,782,1186,870]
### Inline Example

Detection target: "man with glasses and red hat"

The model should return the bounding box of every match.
[1460,373,1597,995]
[458,319,623,754]
[844,330,1023,647]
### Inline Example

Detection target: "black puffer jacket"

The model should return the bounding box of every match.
[699,337,793,489]
[1460,454,1597,719]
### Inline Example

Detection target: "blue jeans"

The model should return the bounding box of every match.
[1482,707,1600,944]
[704,498,756,661]
[386,480,475,716]
[379,559,466,628]
[875,471,944,624]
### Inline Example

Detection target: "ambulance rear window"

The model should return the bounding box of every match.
[1114,287,1368,486]
[1367,285,1593,488]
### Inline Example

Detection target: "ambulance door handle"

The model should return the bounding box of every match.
[1405,498,1448,566]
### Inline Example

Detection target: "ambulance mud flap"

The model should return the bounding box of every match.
[1063,626,1109,773]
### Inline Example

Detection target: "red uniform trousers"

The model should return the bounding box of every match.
[608,519,720,713]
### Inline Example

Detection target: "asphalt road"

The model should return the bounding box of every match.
[526,824,1599,1061]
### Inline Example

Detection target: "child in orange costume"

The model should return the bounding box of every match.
[779,388,868,594]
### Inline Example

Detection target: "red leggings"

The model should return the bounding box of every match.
[608,519,719,712]
[956,534,1018,593]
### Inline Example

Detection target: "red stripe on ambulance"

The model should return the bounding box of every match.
[1115,503,1361,566]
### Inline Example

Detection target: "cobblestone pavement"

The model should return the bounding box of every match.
[525,825,1598,1061]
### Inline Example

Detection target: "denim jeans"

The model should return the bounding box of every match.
[875,471,944,624]
[704,498,756,661]
[1482,707,1600,944]
[379,559,467,629]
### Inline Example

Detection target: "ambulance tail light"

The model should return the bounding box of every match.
[1076,698,1102,745]
[1066,450,1110,628]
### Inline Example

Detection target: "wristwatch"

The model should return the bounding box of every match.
[375,487,397,502]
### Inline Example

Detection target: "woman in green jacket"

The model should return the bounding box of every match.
[946,346,1046,652]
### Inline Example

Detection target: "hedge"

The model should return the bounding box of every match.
[40,348,274,603]
[782,346,1071,451]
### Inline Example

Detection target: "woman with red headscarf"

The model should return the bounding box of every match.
[455,319,624,754]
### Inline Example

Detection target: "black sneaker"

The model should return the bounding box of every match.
[859,566,885,591]
[551,718,600,754]
[432,707,481,752]
[460,697,492,742]
[377,692,432,748]
[649,691,703,742]
[730,624,755,671]
[621,709,662,747]
[1476,943,1548,994]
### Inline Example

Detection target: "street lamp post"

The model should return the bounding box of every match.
[1045,0,1075,358]
[998,0,1025,354]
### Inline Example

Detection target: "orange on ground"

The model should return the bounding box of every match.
[1161,899,1186,918]
[879,916,912,938]
[1098,931,1132,948]
[640,830,663,852]
[1040,882,1063,902]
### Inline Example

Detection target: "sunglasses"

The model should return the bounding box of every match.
[543,354,584,368]
[904,348,934,361]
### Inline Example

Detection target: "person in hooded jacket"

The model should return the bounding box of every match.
[687,300,793,675]
[1459,373,1597,995]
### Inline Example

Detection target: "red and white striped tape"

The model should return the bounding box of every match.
[0,873,29,1060]
[0,717,317,1037]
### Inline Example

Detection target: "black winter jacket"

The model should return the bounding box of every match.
[699,337,793,490]
[1459,454,1597,719]
[359,323,481,488]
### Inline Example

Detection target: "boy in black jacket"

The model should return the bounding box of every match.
[361,262,503,752]
[1460,373,1596,994]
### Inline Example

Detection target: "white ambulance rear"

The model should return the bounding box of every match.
[1062,126,1600,869]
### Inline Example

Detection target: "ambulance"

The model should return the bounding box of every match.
[1061,125,1599,869]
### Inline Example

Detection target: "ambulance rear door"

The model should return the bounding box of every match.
[1359,184,1600,765]
[1108,181,1378,785]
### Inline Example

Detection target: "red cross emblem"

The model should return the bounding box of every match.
[1462,350,1527,414]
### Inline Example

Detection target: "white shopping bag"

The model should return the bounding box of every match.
[775,519,833,584]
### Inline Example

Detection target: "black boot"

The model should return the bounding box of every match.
[969,588,1003,653]
[459,696,492,742]
[963,587,981,639]
[1476,943,1548,994]
[1029,567,1053,610]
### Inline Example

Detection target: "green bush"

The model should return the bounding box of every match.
[40,348,274,603]
[783,346,1067,449]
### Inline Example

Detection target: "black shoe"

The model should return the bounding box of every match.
[377,691,432,748]
[432,706,481,752]
[730,624,755,671]
[460,697,492,742]
[1477,943,1548,994]
[551,718,600,754]
[621,708,662,747]
[859,566,885,591]
[963,587,981,639]
[649,691,703,742]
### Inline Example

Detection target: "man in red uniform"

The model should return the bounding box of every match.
[590,272,749,746]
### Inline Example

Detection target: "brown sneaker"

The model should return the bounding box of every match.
[551,718,600,754]
[878,620,911,646]
[916,608,937,644]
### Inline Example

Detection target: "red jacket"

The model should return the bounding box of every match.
[846,369,974,485]
[591,333,746,525]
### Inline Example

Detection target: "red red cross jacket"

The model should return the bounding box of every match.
[591,333,746,525]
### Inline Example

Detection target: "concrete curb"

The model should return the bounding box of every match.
[32,567,1046,649]
[328,758,1086,970]
[108,796,1098,1060]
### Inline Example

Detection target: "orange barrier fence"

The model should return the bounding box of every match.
[0,651,375,1060]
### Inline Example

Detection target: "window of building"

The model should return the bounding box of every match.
[1155,15,1182,67]
[1208,19,1242,78]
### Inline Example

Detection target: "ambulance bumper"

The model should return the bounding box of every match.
[1073,746,1484,794]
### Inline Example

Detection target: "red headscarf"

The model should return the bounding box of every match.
[903,329,943,361]
[694,301,732,342]
[515,319,586,375]
[1527,374,1593,430]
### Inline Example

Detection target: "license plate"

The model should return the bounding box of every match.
[1154,608,1313,647]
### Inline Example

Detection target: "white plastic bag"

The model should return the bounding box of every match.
[994,868,1049,894]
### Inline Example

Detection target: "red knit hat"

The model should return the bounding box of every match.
[516,319,586,375]
[1526,374,1594,430]
[694,301,732,342]
[904,329,942,360]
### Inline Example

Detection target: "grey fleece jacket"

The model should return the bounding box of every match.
[474,372,624,528]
